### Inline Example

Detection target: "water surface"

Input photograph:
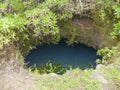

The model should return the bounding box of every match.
[25,41,100,69]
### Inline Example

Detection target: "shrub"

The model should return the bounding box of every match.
[97,47,117,64]
[29,61,66,75]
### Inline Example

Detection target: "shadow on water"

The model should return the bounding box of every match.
[25,40,101,69]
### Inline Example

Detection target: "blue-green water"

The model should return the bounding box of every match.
[25,41,100,69]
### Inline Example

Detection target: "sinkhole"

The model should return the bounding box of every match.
[25,40,100,69]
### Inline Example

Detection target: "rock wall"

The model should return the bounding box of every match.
[60,17,118,49]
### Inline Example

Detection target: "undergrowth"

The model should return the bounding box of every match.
[28,61,66,75]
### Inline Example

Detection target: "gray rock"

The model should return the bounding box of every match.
[49,73,58,77]
[117,66,120,72]
[96,64,105,70]
[93,73,108,84]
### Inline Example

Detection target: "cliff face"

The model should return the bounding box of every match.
[60,17,118,49]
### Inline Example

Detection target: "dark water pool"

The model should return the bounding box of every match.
[25,41,100,69]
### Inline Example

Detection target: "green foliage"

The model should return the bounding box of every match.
[112,4,120,19]
[95,59,102,64]
[98,10,106,21]
[8,0,26,12]
[44,0,72,19]
[96,0,119,21]
[25,6,59,35]
[0,0,73,54]
[97,47,117,63]
[29,61,66,74]
[110,21,120,39]
[0,14,27,48]
[95,0,120,40]
[0,3,6,8]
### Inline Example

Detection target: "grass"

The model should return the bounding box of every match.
[33,68,102,90]
[1,55,120,90]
